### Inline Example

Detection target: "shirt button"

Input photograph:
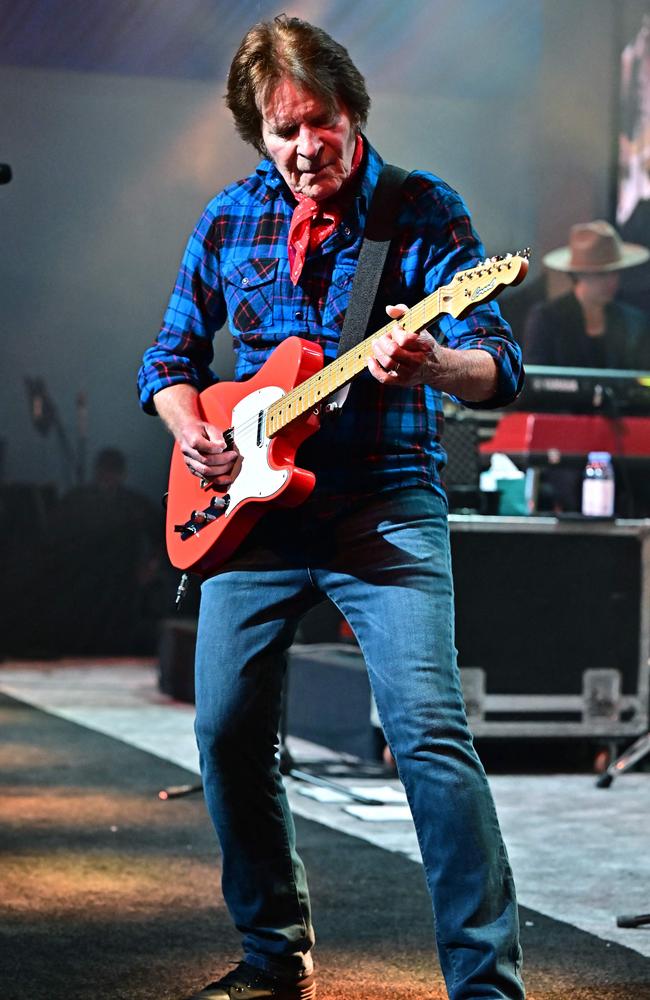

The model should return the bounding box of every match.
[294,310,304,320]
[241,276,249,285]
[342,226,351,237]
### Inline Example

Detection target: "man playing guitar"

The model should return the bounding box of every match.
[138,15,526,1000]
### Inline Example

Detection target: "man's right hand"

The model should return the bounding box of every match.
[153,383,240,488]
[178,419,240,487]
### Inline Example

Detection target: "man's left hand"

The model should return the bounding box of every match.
[368,303,499,402]
[368,304,446,387]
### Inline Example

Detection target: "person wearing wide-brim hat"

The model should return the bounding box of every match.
[523,220,650,369]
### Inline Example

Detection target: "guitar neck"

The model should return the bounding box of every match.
[265,287,443,437]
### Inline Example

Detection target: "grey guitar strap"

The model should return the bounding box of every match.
[328,163,409,410]
[337,163,410,356]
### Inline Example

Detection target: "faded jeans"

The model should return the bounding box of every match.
[194,488,524,999]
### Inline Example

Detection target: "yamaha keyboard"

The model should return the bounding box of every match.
[513,365,650,416]
[481,366,650,459]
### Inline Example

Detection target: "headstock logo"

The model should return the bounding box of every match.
[472,278,497,300]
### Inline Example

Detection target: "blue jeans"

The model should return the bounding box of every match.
[194,488,524,999]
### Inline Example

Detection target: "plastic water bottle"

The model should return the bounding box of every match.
[581,451,615,517]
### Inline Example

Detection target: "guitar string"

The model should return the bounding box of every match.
[260,255,521,430]
[264,254,525,425]
[204,259,516,457]
[212,299,438,449]
[199,255,524,454]
[218,282,446,443]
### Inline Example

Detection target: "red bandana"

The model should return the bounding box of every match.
[288,134,364,285]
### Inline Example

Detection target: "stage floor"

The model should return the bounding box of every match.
[1,657,648,966]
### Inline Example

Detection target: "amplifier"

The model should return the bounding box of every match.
[450,514,650,738]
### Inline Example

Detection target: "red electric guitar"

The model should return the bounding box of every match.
[165,250,529,576]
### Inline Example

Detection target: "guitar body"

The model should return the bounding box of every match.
[164,249,530,576]
[166,336,324,576]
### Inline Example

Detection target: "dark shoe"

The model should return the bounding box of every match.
[187,962,316,1000]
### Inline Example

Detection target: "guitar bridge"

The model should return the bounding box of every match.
[174,494,230,540]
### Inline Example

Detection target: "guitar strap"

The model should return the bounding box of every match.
[336,163,410,359]
[322,163,408,414]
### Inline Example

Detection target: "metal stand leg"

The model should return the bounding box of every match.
[278,662,385,806]
[617,912,650,928]
[596,732,650,930]
[158,782,202,800]
[596,731,650,788]
[158,657,384,806]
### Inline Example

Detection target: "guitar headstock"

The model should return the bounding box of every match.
[439,248,530,318]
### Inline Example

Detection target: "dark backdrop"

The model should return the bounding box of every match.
[1,0,643,501]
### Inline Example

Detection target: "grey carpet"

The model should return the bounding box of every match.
[0,693,648,1000]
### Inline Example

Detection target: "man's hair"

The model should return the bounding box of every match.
[226,14,370,155]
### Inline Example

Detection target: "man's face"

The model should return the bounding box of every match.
[576,272,620,305]
[260,78,358,202]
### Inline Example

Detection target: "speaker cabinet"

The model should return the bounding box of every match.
[450,515,650,737]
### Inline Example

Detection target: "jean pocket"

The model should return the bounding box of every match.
[222,257,278,332]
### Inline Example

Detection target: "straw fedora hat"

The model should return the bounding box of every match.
[543,220,649,272]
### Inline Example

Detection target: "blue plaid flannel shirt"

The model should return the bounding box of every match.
[138,141,523,500]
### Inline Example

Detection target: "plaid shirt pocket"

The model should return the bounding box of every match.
[222,257,278,332]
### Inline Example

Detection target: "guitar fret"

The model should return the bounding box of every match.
[264,254,528,439]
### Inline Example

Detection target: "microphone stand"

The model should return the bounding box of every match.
[75,391,88,484]
[24,376,77,489]
[157,662,386,806]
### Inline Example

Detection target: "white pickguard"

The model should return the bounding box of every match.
[223,385,289,517]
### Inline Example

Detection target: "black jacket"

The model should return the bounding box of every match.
[523,291,650,369]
